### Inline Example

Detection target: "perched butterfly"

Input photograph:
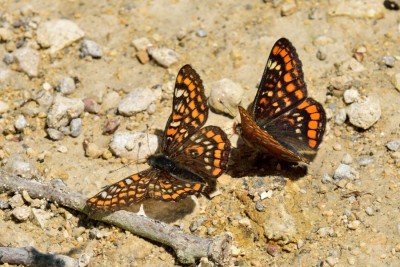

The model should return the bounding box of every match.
[86,65,231,210]
[237,38,326,163]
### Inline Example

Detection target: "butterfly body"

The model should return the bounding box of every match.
[237,38,326,163]
[87,65,231,211]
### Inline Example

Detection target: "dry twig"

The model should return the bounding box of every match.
[0,171,232,265]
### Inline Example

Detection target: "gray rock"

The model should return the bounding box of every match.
[35,90,54,109]
[209,78,243,116]
[3,53,14,64]
[255,202,265,211]
[358,156,374,166]
[329,75,353,91]
[317,226,335,237]
[383,56,395,67]
[46,128,64,140]
[80,39,103,59]
[347,97,381,129]
[12,206,31,221]
[343,88,360,104]
[5,154,37,179]
[118,88,160,116]
[9,194,25,208]
[196,29,208,37]
[0,200,10,209]
[12,47,40,77]
[14,114,28,131]
[56,77,76,95]
[190,217,207,232]
[333,164,359,180]
[147,47,179,68]
[69,118,82,137]
[46,95,84,128]
[36,19,85,54]
[31,208,52,229]
[334,108,347,125]
[386,139,400,151]
[109,131,158,163]
[321,174,333,184]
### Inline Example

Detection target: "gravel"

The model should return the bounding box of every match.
[147,47,179,68]
[12,47,40,77]
[56,77,76,95]
[347,97,381,129]
[80,39,103,58]
[118,88,161,116]
[208,78,243,116]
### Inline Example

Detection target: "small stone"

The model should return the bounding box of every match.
[209,78,243,116]
[0,200,10,209]
[109,131,158,162]
[321,174,333,184]
[347,220,361,230]
[207,227,216,235]
[83,98,100,114]
[392,73,400,92]
[358,156,374,166]
[335,108,347,125]
[347,97,381,129]
[46,128,64,140]
[42,82,52,90]
[5,154,36,179]
[21,190,33,203]
[12,206,31,221]
[386,139,400,151]
[190,217,207,232]
[46,95,84,128]
[255,202,265,212]
[0,101,10,114]
[343,89,360,104]
[147,47,179,68]
[69,118,82,137]
[231,245,241,256]
[101,91,121,112]
[56,77,76,95]
[80,39,103,58]
[102,118,120,135]
[333,143,342,151]
[118,88,160,116]
[3,53,14,64]
[281,1,297,16]
[266,244,280,257]
[383,56,395,67]
[316,49,327,61]
[260,190,273,200]
[37,19,85,54]
[365,207,374,216]
[9,194,25,208]
[12,47,40,77]
[317,227,334,237]
[342,153,353,164]
[14,115,28,131]
[132,37,152,51]
[329,75,353,91]
[326,256,339,266]
[339,58,365,73]
[136,50,150,64]
[328,1,384,19]
[83,141,103,159]
[239,217,251,227]
[57,145,68,153]
[334,164,359,180]
[0,28,13,41]
[313,35,335,46]
[297,239,304,249]
[196,29,207,37]
[32,208,52,229]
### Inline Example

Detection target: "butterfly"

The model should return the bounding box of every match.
[86,65,231,210]
[237,38,326,163]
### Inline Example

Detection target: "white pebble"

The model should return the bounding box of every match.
[347,220,361,230]
[386,139,400,151]
[335,108,347,125]
[118,88,160,116]
[147,47,179,68]
[333,164,359,180]
[12,47,40,77]
[392,73,400,92]
[46,95,84,128]
[109,131,158,163]
[341,153,353,164]
[347,97,381,129]
[36,19,85,54]
[260,190,273,200]
[12,206,31,221]
[208,78,243,116]
[14,115,28,131]
[57,145,68,153]
[343,88,360,104]
[56,77,76,95]
[365,207,374,216]
[132,37,152,51]
[80,39,103,58]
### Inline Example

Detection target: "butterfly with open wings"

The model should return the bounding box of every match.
[87,65,231,211]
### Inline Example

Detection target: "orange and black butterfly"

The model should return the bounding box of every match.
[237,38,326,163]
[87,65,231,210]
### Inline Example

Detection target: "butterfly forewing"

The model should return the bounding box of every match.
[162,65,208,154]
[253,38,307,124]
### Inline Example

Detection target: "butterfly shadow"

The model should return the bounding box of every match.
[227,141,308,181]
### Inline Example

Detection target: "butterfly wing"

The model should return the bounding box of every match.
[86,168,205,210]
[252,38,307,125]
[173,125,231,180]
[162,64,208,154]
[263,98,326,162]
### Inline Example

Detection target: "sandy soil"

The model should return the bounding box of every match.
[1,0,400,266]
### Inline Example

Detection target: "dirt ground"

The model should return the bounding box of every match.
[1,0,400,266]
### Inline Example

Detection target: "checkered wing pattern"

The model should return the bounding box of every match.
[86,169,206,210]
[162,64,208,154]
[252,38,307,124]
